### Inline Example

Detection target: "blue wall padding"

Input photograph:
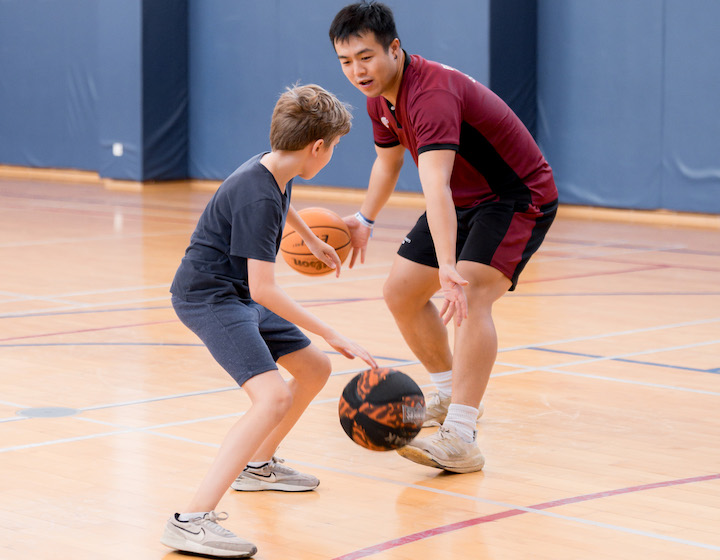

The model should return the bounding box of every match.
[1,1,718,213]
[187,0,491,194]
[490,0,537,137]
[97,0,188,181]
[97,0,143,180]
[537,0,720,213]
[0,0,99,171]
[537,1,665,209]
[141,0,188,180]
[661,1,720,213]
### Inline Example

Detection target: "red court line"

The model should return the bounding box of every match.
[525,264,667,285]
[332,472,720,560]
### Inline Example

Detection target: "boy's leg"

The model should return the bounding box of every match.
[162,370,289,557]
[231,344,331,492]
[185,370,292,512]
[252,344,331,459]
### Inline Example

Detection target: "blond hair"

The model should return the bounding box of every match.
[270,84,352,151]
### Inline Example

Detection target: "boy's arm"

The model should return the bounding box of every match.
[417,149,468,326]
[345,143,405,267]
[247,257,377,368]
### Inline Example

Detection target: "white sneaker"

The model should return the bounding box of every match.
[231,457,319,492]
[161,511,256,558]
[396,425,485,473]
[423,392,484,427]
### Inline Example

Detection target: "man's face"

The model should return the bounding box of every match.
[334,32,401,99]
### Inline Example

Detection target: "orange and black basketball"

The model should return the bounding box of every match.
[280,207,351,275]
[338,368,425,451]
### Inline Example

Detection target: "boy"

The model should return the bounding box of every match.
[329,2,558,473]
[161,84,377,558]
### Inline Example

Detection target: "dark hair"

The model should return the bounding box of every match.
[329,1,400,52]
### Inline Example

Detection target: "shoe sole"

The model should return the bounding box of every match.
[231,480,318,492]
[161,530,257,558]
[396,446,485,474]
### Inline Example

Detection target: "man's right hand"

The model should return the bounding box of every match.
[343,214,372,268]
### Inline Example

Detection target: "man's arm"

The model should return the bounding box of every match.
[345,143,405,267]
[417,149,468,325]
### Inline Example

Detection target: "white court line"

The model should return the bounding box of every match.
[0,229,194,249]
[9,408,719,553]
[500,316,720,352]
[530,243,688,264]
[0,360,419,424]
[289,461,720,553]
[0,265,395,318]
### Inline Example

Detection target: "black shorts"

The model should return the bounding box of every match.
[397,198,557,290]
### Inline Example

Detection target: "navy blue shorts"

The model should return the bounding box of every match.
[172,296,311,386]
[397,199,557,290]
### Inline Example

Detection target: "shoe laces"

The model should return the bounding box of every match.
[431,426,472,454]
[193,511,234,537]
[268,456,298,475]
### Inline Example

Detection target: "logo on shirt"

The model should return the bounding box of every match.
[381,116,391,129]
[440,63,477,84]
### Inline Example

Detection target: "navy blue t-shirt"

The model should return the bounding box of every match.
[171,153,291,303]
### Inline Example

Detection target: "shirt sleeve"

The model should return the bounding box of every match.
[229,198,282,262]
[368,98,400,148]
[410,88,462,154]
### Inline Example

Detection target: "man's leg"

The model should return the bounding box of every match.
[396,261,510,473]
[383,254,485,426]
[383,254,450,373]
[449,261,511,407]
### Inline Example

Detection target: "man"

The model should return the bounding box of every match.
[329,2,558,473]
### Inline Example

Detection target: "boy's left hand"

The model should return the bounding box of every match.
[306,236,343,278]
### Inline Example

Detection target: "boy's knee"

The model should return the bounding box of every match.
[259,385,293,421]
[308,352,332,389]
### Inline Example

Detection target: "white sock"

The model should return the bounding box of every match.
[444,403,479,443]
[247,460,270,468]
[178,511,208,522]
[429,370,453,397]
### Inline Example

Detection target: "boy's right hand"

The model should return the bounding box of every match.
[343,214,371,268]
[324,329,377,369]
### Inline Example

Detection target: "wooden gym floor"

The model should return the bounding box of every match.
[1,174,719,560]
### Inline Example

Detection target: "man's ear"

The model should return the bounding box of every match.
[390,38,401,59]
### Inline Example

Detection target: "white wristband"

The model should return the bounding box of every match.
[354,211,375,229]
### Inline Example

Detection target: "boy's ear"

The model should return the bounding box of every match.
[311,139,325,155]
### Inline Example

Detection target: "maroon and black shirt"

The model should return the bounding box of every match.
[368,53,557,210]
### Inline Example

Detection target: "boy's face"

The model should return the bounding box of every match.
[299,136,341,180]
[334,33,402,100]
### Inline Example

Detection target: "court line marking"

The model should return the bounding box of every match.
[2,324,718,422]
[0,360,420,425]
[8,410,719,555]
[4,403,717,554]
[326,472,720,559]
[530,346,720,375]
[0,271,394,318]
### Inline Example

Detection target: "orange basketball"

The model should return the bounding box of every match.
[280,207,351,275]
